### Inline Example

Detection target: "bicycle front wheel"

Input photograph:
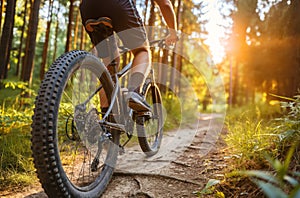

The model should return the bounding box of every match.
[136,80,163,156]
[31,50,119,197]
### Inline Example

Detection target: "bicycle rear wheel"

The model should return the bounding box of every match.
[136,80,163,156]
[31,50,119,198]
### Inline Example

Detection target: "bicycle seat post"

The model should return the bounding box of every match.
[104,23,119,83]
[107,36,119,83]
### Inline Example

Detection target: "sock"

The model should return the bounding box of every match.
[128,72,145,93]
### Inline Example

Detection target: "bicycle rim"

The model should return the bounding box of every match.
[136,82,163,156]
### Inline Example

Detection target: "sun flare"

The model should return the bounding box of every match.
[196,0,232,64]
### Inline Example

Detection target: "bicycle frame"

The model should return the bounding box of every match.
[100,60,135,134]
[31,23,166,196]
[76,36,164,148]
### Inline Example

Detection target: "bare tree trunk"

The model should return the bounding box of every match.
[0,0,4,33]
[52,4,60,62]
[147,0,155,40]
[40,0,54,80]
[143,0,149,23]
[16,0,28,77]
[0,0,16,82]
[21,0,41,86]
[158,49,169,93]
[65,0,75,52]
[80,25,85,50]
[169,0,181,93]
[232,62,239,106]
[73,7,80,49]
[177,34,184,95]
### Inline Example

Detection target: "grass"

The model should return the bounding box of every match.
[0,129,36,190]
[199,99,300,197]
[163,91,199,131]
[224,102,283,169]
[0,85,37,190]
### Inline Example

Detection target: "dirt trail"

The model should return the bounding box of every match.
[2,114,225,198]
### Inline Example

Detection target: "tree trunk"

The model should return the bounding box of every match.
[232,62,239,105]
[158,49,169,93]
[21,0,41,86]
[169,0,181,93]
[52,4,60,62]
[65,0,75,52]
[16,0,28,77]
[177,34,184,95]
[80,25,85,50]
[147,0,155,40]
[0,0,16,82]
[0,0,4,32]
[73,7,80,49]
[143,0,149,23]
[40,0,54,80]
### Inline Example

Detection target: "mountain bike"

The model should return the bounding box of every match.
[31,18,164,197]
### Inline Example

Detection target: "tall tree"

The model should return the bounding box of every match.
[229,0,258,105]
[40,0,54,80]
[65,0,75,52]
[0,0,4,32]
[21,0,41,86]
[16,0,28,77]
[73,6,80,49]
[52,3,60,62]
[79,25,85,50]
[255,0,300,98]
[0,0,16,82]
[169,0,182,93]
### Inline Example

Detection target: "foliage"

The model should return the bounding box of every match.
[163,92,182,130]
[0,130,36,190]
[226,0,300,106]
[0,80,36,189]
[274,95,300,143]
[194,179,225,198]
[0,101,35,189]
[1,80,37,104]
[0,105,33,134]
[162,89,198,131]
[239,144,300,198]
[0,80,35,134]
[225,102,282,169]
[221,94,300,196]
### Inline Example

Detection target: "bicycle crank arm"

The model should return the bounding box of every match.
[99,120,126,132]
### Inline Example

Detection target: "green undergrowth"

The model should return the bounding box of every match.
[0,130,36,190]
[199,98,300,197]
[0,112,36,190]
[224,102,283,169]
[0,82,37,190]
[163,91,198,131]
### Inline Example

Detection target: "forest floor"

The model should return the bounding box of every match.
[1,114,231,198]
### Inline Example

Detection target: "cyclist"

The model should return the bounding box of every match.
[80,0,177,112]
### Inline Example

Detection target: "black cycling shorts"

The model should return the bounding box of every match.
[80,0,148,57]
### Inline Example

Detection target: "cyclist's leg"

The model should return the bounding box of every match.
[127,48,152,112]
[80,0,118,109]
[110,1,152,111]
[80,0,150,110]
[128,48,150,92]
